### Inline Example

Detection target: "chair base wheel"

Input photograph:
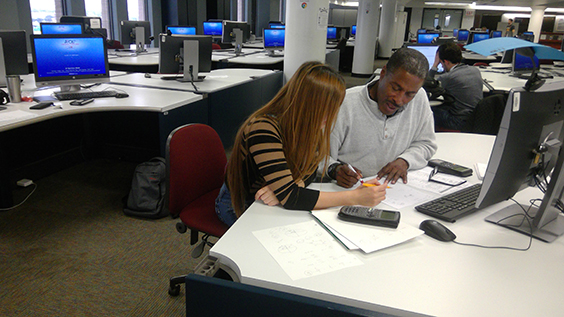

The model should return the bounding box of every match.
[176,222,187,233]
[168,285,180,296]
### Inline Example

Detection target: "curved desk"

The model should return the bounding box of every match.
[209,132,564,317]
[0,75,206,208]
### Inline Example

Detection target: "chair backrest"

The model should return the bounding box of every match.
[166,124,227,216]
[185,274,395,317]
[462,93,507,135]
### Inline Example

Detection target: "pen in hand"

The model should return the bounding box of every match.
[428,166,439,181]
[346,163,364,184]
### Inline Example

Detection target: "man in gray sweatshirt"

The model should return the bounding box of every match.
[324,48,437,188]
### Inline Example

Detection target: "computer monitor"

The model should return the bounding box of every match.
[417,29,427,34]
[520,32,535,42]
[166,25,196,35]
[120,20,152,50]
[457,29,470,42]
[432,37,455,45]
[351,25,356,36]
[406,44,444,73]
[491,30,502,38]
[327,27,337,41]
[468,32,489,44]
[60,16,102,33]
[481,81,564,242]
[203,21,223,37]
[0,30,29,86]
[268,22,285,29]
[335,26,350,40]
[417,33,440,44]
[30,34,110,92]
[221,20,251,55]
[40,22,84,35]
[158,34,212,82]
[500,49,514,64]
[453,29,459,38]
[512,47,540,76]
[263,28,285,56]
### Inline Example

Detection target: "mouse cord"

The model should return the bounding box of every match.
[0,183,37,211]
[453,199,533,251]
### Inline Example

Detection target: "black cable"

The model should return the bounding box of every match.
[188,65,199,92]
[453,199,533,251]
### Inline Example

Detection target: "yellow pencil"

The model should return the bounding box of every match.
[362,183,391,189]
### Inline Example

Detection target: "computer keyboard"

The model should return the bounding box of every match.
[415,183,482,222]
[54,90,118,101]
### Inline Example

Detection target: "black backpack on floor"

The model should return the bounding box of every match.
[123,157,168,219]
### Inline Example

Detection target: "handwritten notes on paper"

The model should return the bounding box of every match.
[253,221,363,281]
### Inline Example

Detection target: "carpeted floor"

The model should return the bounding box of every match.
[0,159,207,316]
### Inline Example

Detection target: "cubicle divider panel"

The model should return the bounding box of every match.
[207,71,283,150]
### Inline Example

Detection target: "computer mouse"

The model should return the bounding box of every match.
[144,73,151,78]
[115,93,129,98]
[419,219,456,242]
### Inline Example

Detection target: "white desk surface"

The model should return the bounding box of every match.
[480,67,564,92]
[1,76,202,132]
[109,68,279,93]
[210,132,564,317]
[212,48,284,65]
[107,48,160,66]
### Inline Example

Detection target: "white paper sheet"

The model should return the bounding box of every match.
[312,209,424,254]
[253,221,363,280]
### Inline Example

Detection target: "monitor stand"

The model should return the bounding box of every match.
[135,27,146,54]
[485,206,564,242]
[178,40,204,83]
[59,84,82,92]
[233,29,243,56]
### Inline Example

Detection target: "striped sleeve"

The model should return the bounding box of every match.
[246,118,319,211]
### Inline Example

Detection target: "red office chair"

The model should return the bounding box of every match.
[166,124,229,296]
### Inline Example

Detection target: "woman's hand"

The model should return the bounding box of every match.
[255,185,280,206]
[354,179,387,207]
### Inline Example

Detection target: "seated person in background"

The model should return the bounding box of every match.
[215,61,388,227]
[323,48,437,188]
[429,42,483,130]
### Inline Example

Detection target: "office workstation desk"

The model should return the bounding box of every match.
[109,68,284,148]
[0,75,206,208]
[209,133,564,317]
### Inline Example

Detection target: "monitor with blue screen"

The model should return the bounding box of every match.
[351,25,356,36]
[513,47,540,75]
[203,21,223,36]
[269,23,285,29]
[492,30,502,38]
[166,26,196,35]
[40,23,84,35]
[453,29,458,38]
[457,29,469,41]
[263,28,284,49]
[417,29,427,34]
[417,33,440,44]
[30,34,110,91]
[327,27,337,40]
[470,32,489,43]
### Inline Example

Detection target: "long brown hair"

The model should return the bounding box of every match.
[226,61,346,216]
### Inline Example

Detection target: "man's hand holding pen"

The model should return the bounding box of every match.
[335,163,363,188]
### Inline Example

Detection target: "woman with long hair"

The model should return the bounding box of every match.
[215,61,387,226]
